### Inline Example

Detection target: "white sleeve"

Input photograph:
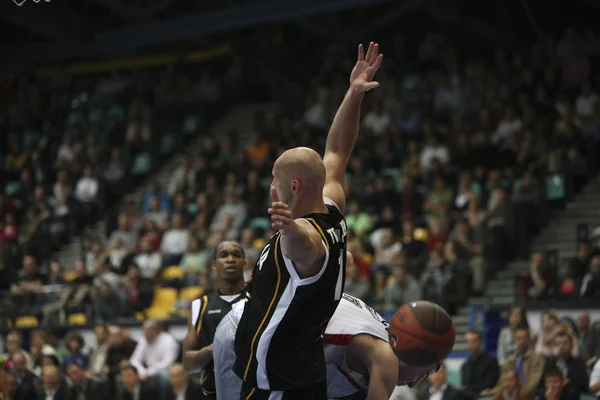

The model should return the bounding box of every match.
[323,197,341,213]
[129,338,148,374]
[590,360,600,394]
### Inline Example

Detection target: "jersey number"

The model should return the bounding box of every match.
[334,250,344,301]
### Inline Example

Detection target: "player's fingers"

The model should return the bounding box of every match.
[269,209,292,219]
[357,43,364,62]
[271,202,289,210]
[270,215,291,224]
[367,43,379,64]
[364,81,379,91]
[370,53,383,73]
[364,41,374,64]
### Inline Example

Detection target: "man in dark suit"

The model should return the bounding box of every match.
[37,365,69,400]
[165,363,203,400]
[65,360,109,400]
[10,351,40,399]
[459,329,500,399]
[416,364,467,400]
[544,331,589,394]
[117,364,160,400]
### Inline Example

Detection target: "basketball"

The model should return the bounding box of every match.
[388,301,456,367]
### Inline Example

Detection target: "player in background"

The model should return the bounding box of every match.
[232,42,383,400]
[182,241,247,399]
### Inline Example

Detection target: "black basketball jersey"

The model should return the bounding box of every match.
[233,198,348,391]
[191,289,246,396]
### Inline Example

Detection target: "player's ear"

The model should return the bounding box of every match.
[291,179,301,195]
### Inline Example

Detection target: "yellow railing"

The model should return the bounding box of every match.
[32,42,232,78]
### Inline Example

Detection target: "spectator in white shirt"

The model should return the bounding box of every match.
[419,135,450,171]
[575,81,598,119]
[492,106,522,146]
[362,103,391,135]
[129,320,179,395]
[134,238,162,279]
[74,166,99,203]
[209,193,247,240]
[161,213,190,266]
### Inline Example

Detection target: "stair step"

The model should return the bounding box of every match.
[488,280,515,288]
[497,270,518,279]
[487,286,515,296]
[453,342,468,352]
[532,242,576,252]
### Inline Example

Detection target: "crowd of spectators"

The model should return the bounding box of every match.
[3,21,600,400]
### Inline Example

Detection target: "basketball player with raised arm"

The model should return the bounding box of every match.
[182,241,247,399]
[214,253,444,400]
[231,42,383,400]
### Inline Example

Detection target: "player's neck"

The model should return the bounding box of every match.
[290,195,327,218]
[218,280,245,295]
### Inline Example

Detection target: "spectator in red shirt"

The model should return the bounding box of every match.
[426,216,449,251]
[517,251,557,299]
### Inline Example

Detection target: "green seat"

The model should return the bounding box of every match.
[88,108,105,124]
[67,112,83,126]
[23,131,39,150]
[107,105,125,120]
[4,181,20,196]
[249,217,271,231]
[182,115,201,135]
[260,178,271,190]
[186,203,199,215]
[131,153,151,176]
[446,368,461,386]
[581,394,596,400]
[46,196,56,207]
[546,174,565,201]
[380,168,401,180]
[160,135,176,155]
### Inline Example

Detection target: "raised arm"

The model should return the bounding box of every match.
[323,42,383,214]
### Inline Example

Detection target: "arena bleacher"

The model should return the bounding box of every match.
[2,1,600,399]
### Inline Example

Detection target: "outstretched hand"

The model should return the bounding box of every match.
[269,187,293,231]
[350,41,384,93]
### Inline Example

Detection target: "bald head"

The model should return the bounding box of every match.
[272,147,326,210]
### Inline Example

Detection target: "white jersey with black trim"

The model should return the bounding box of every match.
[323,293,390,398]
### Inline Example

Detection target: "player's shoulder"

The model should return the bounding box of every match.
[191,295,209,326]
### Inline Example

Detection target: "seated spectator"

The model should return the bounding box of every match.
[180,236,208,285]
[93,259,121,290]
[571,240,594,278]
[7,352,38,399]
[543,366,580,400]
[165,363,203,400]
[544,331,588,394]
[107,238,128,272]
[491,368,533,400]
[62,332,89,372]
[345,251,370,300]
[88,325,109,377]
[460,329,500,399]
[107,214,138,253]
[424,176,453,220]
[65,359,108,400]
[93,281,125,323]
[145,195,169,230]
[580,255,600,298]
[517,252,557,300]
[160,213,189,266]
[209,193,247,239]
[497,305,529,365]
[74,165,100,225]
[106,326,137,378]
[498,327,544,393]
[135,238,162,280]
[170,192,192,225]
[3,331,32,371]
[416,364,463,400]
[240,227,260,268]
[37,364,68,400]
[86,240,106,276]
[345,200,374,238]
[122,263,154,314]
[426,217,448,251]
[557,259,581,299]
[139,219,162,252]
[590,358,600,397]
[5,370,32,400]
[118,364,157,400]
[384,259,422,310]
[129,320,179,393]
[421,248,454,311]
[10,255,46,296]
[142,182,169,214]
[168,156,196,199]
[535,312,578,358]
[365,266,390,312]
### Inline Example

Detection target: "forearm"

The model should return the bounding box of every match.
[325,89,364,159]
[366,384,393,400]
[280,221,319,264]
[183,346,213,371]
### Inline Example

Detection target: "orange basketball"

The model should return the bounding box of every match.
[388,301,456,367]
